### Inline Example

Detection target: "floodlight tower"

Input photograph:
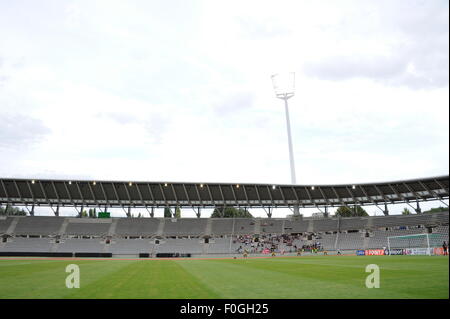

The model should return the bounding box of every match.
[271,72,300,215]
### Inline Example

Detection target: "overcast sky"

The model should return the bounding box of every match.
[0,0,448,217]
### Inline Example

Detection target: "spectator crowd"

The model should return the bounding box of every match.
[234,233,323,254]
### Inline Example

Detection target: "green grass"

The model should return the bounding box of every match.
[0,256,448,299]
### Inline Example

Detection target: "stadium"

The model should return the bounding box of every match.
[0,1,448,307]
[0,176,448,298]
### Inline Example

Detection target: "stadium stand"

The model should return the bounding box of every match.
[206,237,240,254]
[435,224,449,236]
[339,218,369,231]
[366,228,424,249]
[115,218,159,237]
[369,212,447,228]
[210,219,234,235]
[233,219,256,235]
[163,218,207,236]
[1,237,53,252]
[284,219,309,233]
[108,239,155,254]
[260,219,283,233]
[0,210,448,256]
[65,219,110,236]
[314,218,339,232]
[14,216,64,236]
[55,238,106,253]
[155,238,203,254]
[0,217,13,234]
[336,232,365,250]
[315,233,337,250]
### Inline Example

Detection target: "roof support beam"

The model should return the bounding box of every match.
[123,183,133,207]
[434,179,449,194]
[242,185,251,207]
[290,186,301,207]
[39,181,50,205]
[418,181,448,206]
[373,185,392,204]
[266,186,275,207]
[402,183,424,201]
[205,184,215,206]
[51,181,60,205]
[26,181,36,205]
[170,184,179,207]
[278,187,288,207]
[146,184,156,206]
[182,184,192,206]
[331,187,346,207]
[359,185,385,214]
[13,180,24,205]
[318,186,330,207]
[345,186,358,205]
[111,183,121,205]
[135,184,147,209]
[75,182,86,207]
[388,184,409,204]
[159,184,168,207]
[99,183,109,208]
[0,180,10,202]
[218,185,226,206]
[87,182,99,207]
[230,185,238,207]
[63,182,74,206]
[194,184,204,207]
[254,186,264,207]
[305,187,314,205]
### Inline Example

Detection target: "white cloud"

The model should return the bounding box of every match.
[0,0,448,217]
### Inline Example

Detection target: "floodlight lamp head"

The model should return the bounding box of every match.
[271,72,295,100]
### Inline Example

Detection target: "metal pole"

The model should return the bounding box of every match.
[283,97,297,184]
[272,73,298,216]
[283,96,299,216]
[387,237,391,256]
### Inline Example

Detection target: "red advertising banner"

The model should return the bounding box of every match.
[365,249,385,256]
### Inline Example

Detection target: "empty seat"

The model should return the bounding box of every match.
[55,238,105,253]
[0,217,13,234]
[115,218,159,236]
[14,216,64,236]
[164,218,206,236]
[109,239,154,254]
[210,219,234,235]
[1,237,53,252]
[65,222,110,236]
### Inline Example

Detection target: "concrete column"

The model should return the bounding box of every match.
[415,201,422,214]
[384,203,389,216]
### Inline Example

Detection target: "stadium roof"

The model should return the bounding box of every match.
[0,176,448,211]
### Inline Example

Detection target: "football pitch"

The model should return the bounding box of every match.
[0,255,448,299]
